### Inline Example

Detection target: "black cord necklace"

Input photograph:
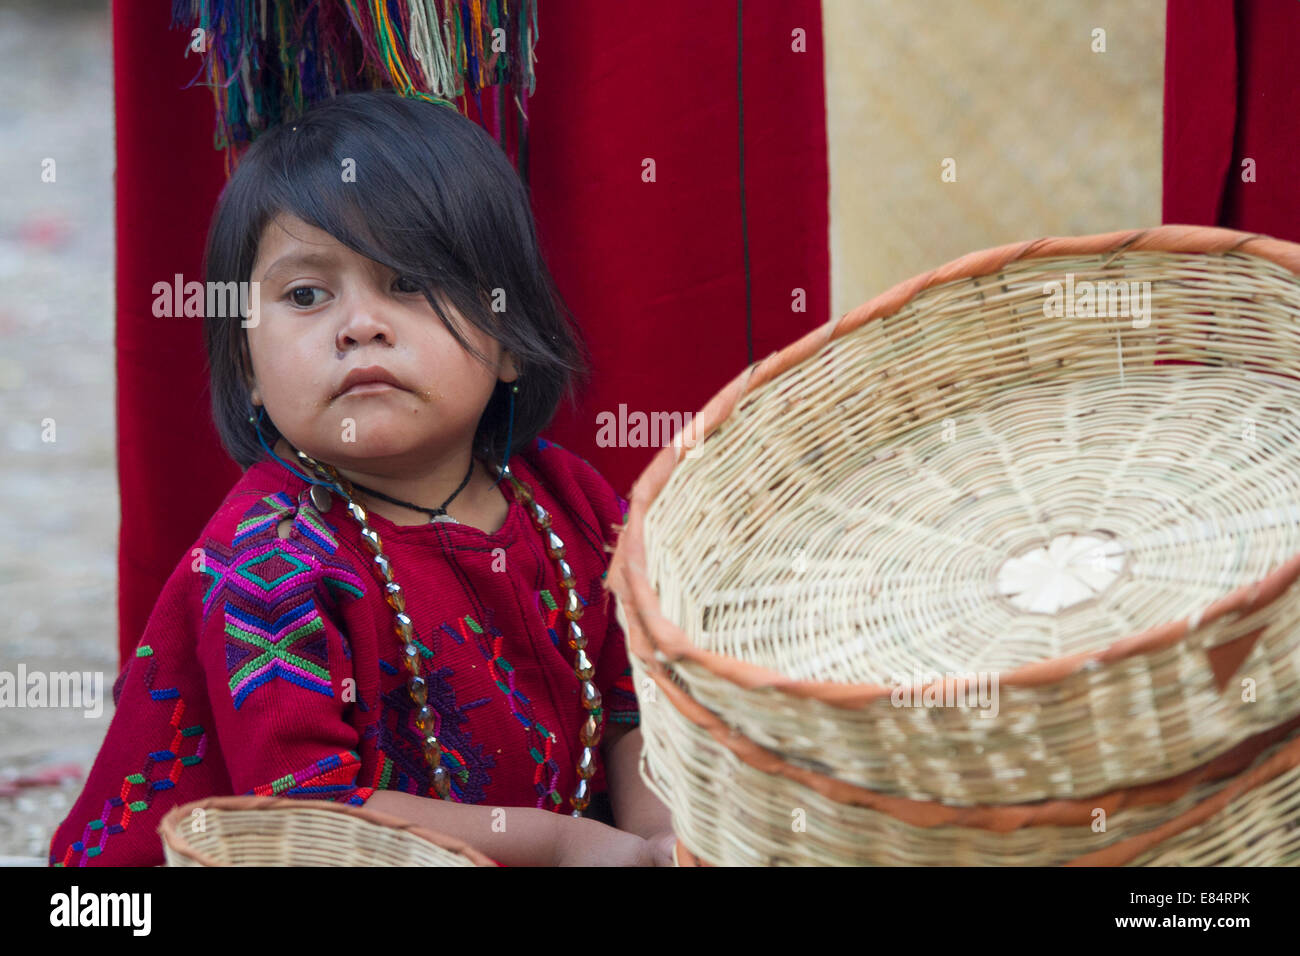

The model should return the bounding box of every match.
[348,455,477,524]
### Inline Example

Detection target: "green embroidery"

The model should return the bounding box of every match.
[225,616,331,696]
[235,494,292,535]
[297,505,338,548]
[324,577,364,600]
[236,548,311,590]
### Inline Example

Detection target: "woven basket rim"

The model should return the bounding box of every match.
[673,699,1297,868]
[605,224,1300,706]
[632,629,1300,830]
[156,795,497,867]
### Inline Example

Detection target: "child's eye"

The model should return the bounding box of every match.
[393,275,422,294]
[287,286,326,308]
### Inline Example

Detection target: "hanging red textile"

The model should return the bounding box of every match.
[112,3,830,669]
[1163,0,1300,240]
[113,5,237,672]
[528,2,830,495]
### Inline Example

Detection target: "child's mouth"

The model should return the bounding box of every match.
[333,364,409,399]
[338,381,402,397]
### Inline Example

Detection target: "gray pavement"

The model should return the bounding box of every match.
[0,0,116,864]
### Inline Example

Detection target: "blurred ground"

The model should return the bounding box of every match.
[0,0,115,864]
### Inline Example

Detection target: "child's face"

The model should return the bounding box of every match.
[245,212,516,472]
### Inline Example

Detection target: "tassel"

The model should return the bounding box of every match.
[170,0,537,170]
[408,0,458,98]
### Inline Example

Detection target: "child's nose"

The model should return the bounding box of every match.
[335,295,396,349]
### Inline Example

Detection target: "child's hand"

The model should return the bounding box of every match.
[555,816,656,866]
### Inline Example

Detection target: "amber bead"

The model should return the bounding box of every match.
[347,501,368,523]
[580,681,602,712]
[579,714,601,747]
[393,612,414,642]
[564,588,583,621]
[545,530,565,559]
[407,675,428,707]
[384,581,405,613]
[570,778,590,811]
[402,653,422,676]
[414,704,435,731]
[575,648,594,681]
[431,766,451,799]
[423,734,441,757]
[568,621,586,651]
[557,557,575,589]
[373,553,393,582]
[577,746,596,779]
[529,502,551,528]
[360,527,382,553]
[403,643,420,665]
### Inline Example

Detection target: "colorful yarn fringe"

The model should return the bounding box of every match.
[171,0,538,175]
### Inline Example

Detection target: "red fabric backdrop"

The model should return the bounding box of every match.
[1163,0,1300,240]
[113,3,830,669]
[113,5,236,671]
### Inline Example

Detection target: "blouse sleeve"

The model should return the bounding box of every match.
[196,520,376,806]
[593,490,640,729]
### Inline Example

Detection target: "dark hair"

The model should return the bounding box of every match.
[202,89,588,469]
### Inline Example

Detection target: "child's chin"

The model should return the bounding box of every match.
[320,432,441,465]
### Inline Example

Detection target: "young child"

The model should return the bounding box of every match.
[49,90,674,867]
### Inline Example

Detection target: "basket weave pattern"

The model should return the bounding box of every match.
[609,226,1300,865]
[631,649,1300,866]
[158,796,493,867]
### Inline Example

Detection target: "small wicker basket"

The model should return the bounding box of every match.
[608,225,1300,864]
[158,796,495,867]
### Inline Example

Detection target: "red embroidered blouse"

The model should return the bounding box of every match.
[49,437,638,867]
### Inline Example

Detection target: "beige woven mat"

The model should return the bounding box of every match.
[824,0,1166,317]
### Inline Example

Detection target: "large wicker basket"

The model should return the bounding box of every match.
[608,225,1300,864]
[158,796,495,866]
[643,650,1300,866]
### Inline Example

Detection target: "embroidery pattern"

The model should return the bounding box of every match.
[51,644,208,866]
[450,609,565,810]
[537,587,586,650]
[201,494,365,710]
[609,667,640,725]
[535,441,640,728]
[544,582,639,726]
[249,750,371,804]
[371,634,495,804]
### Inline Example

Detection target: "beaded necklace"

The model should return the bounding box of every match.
[290,447,603,816]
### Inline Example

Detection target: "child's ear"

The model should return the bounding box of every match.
[499,350,519,384]
[241,338,263,406]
